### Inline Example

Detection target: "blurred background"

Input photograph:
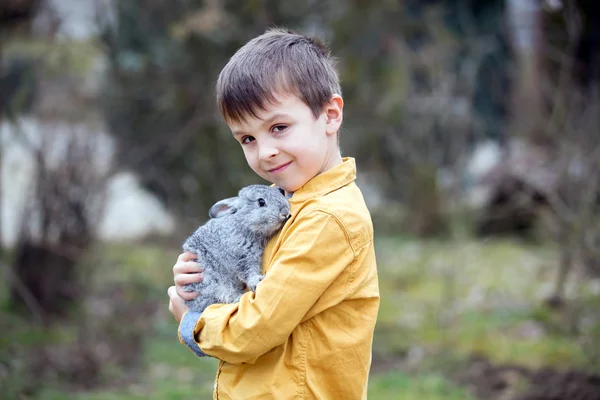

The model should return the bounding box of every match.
[1,0,599,399]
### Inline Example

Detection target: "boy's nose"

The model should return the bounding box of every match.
[258,142,279,160]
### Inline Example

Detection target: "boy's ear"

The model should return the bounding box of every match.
[325,94,343,135]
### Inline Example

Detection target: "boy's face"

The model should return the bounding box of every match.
[229,93,343,195]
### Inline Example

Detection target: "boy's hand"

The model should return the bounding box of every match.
[168,252,203,322]
[167,286,188,322]
[173,251,203,300]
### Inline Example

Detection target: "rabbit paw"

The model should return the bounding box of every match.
[246,274,264,292]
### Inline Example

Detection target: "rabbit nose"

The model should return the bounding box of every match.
[280,210,290,221]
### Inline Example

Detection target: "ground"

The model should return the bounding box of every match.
[2,236,600,399]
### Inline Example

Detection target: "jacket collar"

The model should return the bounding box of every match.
[284,157,356,204]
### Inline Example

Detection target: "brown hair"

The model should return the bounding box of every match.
[216,28,341,123]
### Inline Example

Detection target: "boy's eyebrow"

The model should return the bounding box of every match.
[261,113,292,125]
[231,113,292,136]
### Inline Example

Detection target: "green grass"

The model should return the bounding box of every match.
[373,237,595,370]
[3,236,600,399]
[368,372,476,400]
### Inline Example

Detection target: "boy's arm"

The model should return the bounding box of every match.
[178,209,358,364]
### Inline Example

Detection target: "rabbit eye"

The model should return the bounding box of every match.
[257,198,266,207]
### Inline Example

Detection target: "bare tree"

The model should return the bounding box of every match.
[542,88,600,306]
[376,7,499,236]
[7,124,109,319]
[475,1,600,305]
[535,2,600,306]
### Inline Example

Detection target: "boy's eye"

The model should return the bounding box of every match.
[272,125,287,133]
[241,136,255,144]
[257,198,266,207]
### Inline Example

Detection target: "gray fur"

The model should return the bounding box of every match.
[182,185,290,313]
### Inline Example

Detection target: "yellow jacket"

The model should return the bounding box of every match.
[179,157,380,399]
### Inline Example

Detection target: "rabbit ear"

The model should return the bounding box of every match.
[208,197,238,218]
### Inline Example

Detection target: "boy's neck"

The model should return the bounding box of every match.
[327,151,343,171]
[284,151,343,197]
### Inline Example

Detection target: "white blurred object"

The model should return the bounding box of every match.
[466,140,501,180]
[98,172,175,241]
[506,0,540,51]
[544,0,563,12]
[0,117,175,247]
[465,140,502,208]
[33,0,115,40]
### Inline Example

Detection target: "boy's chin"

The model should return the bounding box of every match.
[278,187,293,196]
[276,183,298,196]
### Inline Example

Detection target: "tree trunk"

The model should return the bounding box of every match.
[547,223,573,308]
[506,0,552,146]
[11,241,80,318]
[10,145,94,319]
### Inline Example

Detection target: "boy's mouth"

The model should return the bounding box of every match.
[268,161,292,173]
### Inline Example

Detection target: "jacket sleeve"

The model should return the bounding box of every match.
[177,210,356,364]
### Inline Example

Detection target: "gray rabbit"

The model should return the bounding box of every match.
[182,184,290,313]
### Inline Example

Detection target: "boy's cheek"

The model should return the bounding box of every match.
[242,150,255,166]
[244,155,262,175]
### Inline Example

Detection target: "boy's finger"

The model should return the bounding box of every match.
[174,272,203,286]
[176,287,200,300]
[169,285,198,301]
[177,252,197,262]
[173,261,203,274]
[167,285,179,299]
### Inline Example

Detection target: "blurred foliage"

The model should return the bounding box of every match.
[4,237,600,399]
[0,244,175,398]
[1,0,600,398]
[99,0,511,227]
[543,0,600,87]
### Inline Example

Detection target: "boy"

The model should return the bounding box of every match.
[167,28,379,399]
